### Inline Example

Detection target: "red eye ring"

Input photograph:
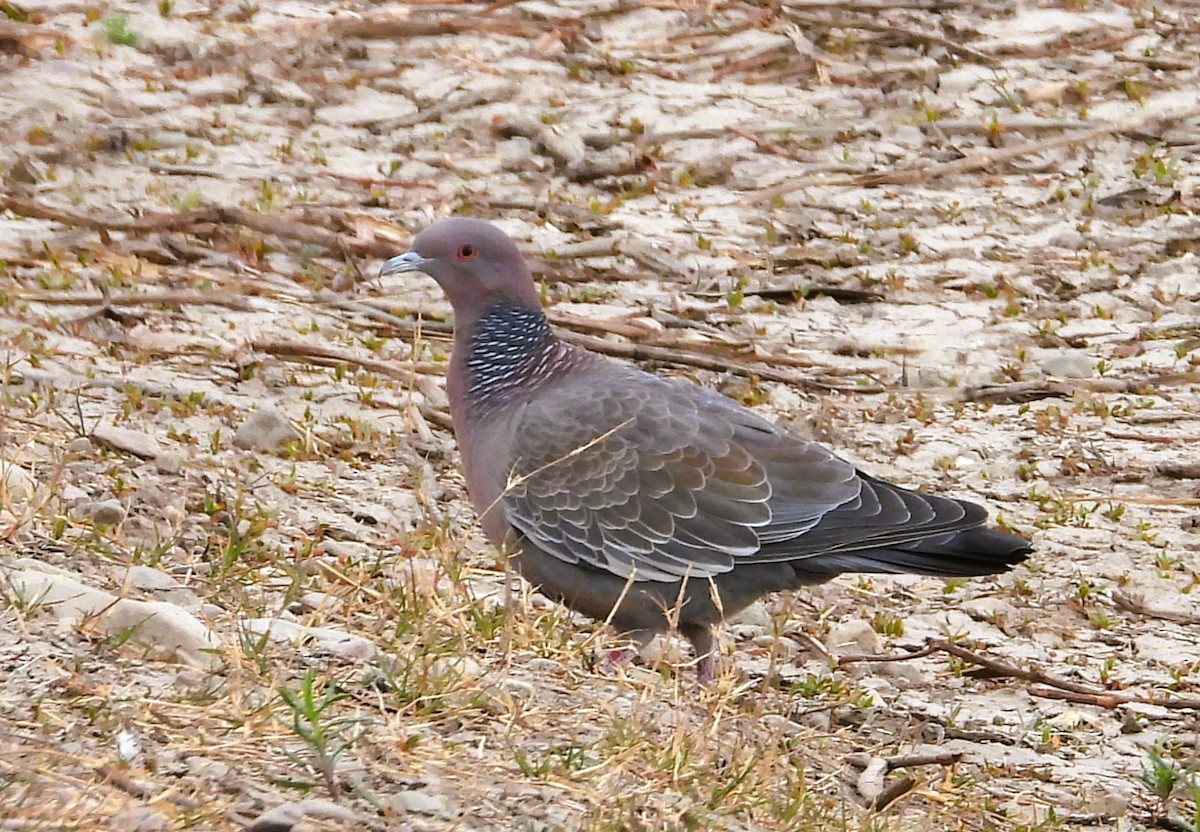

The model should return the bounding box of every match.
[457,244,478,260]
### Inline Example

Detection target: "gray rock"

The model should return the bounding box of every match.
[1082,793,1129,818]
[912,366,953,388]
[184,755,233,781]
[728,600,773,629]
[185,73,247,103]
[9,154,47,185]
[1040,352,1095,378]
[109,806,170,832]
[395,790,448,816]
[759,713,806,736]
[825,619,882,656]
[875,660,925,686]
[751,634,800,661]
[86,499,127,527]
[247,799,362,832]
[61,483,89,504]
[114,564,180,591]
[240,619,377,661]
[233,407,299,451]
[315,89,417,126]
[5,565,221,668]
[960,596,1018,624]
[526,657,565,674]
[292,591,343,614]
[112,564,201,608]
[155,451,186,475]
[66,437,93,454]
[498,678,536,700]
[92,424,162,459]
[0,460,37,506]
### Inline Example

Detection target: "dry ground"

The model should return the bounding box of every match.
[2,1,1200,830]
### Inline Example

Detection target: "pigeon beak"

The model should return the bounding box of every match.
[379,251,432,277]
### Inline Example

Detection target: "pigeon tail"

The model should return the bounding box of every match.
[793,526,1031,580]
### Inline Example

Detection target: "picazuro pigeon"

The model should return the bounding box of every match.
[381,218,1031,683]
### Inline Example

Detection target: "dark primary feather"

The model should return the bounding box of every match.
[381,217,1032,681]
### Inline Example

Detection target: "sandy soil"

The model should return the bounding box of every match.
[2,1,1199,830]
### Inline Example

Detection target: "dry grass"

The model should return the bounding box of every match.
[3,0,1200,829]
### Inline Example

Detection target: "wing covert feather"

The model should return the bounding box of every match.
[503,369,990,582]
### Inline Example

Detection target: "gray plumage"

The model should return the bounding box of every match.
[381,218,1031,681]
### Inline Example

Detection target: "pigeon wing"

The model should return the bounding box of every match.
[503,371,861,581]
[505,369,996,583]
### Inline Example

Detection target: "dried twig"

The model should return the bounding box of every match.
[839,638,1200,710]
[885,750,963,769]
[846,749,963,770]
[788,13,995,65]
[0,195,210,236]
[561,331,863,392]
[0,197,398,261]
[8,368,207,402]
[753,104,1200,201]
[250,339,452,431]
[583,123,858,151]
[1105,430,1200,445]
[250,339,427,385]
[870,776,916,810]
[336,302,867,391]
[726,126,808,162]
[12,290,253,311]
[0,20,67,54]
[965,372,1200,404]
[1151,815,1200,832]
[144,162,226,178]
[373,89,504,131]
[283,11,558,41]
[852,121,1128,187]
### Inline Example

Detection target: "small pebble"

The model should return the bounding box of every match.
[233,406,299,451]
[825,619,882,656]
[155,451,186,475]
[395,790,448,816]
[87,499,127,527]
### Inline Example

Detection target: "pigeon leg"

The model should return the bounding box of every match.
[599,629,655,675]
[682,624,718,686]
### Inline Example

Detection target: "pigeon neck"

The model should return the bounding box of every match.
[460,299,570,414]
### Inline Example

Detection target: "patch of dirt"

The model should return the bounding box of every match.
[2,2,1199,830]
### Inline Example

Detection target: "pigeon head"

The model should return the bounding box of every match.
[380,218,540,318]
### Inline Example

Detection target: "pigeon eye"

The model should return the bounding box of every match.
[457,244,478,260]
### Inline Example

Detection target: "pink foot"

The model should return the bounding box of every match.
[599,647,638,675]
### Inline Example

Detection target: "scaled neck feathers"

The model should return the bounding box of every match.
[464,300,585,414]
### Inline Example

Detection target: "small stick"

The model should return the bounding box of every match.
[846,750,962,770]
[250,338,426,385]
[885,750,963,770]
[562,331,865,392]
[13,290,253,311]
[837,643,938,664]
[0,196,398,261]
[726,126,807,162]
[871,776,915,811]
[783,10,994,65]
[1105,429,1200,444]
[965,372,1200,404]
[753,104,1200,201]
[840,638,1200,710]
[144,162,225,178]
